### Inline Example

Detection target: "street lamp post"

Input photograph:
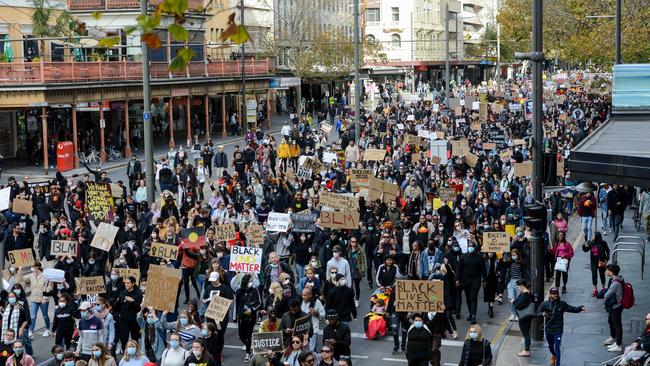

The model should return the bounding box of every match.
[141,0,154,203]
[444,0,450,102]
[615,0,622,64]
[240,0,246,133]
[353,0,360,142]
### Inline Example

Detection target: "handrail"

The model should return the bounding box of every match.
[616,235,646,249]
[611,248,645,280]
[612,242,645,268]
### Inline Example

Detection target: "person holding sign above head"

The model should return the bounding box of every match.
[136,307,165,363]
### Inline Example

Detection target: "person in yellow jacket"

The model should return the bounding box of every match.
[277,139,291,172]
[289,140,301,170]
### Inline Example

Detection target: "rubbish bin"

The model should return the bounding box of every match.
[57,141,74,172]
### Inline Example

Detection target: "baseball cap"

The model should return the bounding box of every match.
[208,272,220,282]
[79,301,92,310]
[326,310,339,320]
[549,287,559,295]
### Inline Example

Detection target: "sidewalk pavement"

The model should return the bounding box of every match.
[495,211,649,366]
[4,115,287,181]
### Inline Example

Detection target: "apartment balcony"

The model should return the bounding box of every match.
[0,59,270,85]
[68,0,205,11]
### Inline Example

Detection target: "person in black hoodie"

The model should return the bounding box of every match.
[445,238,463,320]
[426,309,454,366]
[201,271,232,366]
[455,241,486,324]
[405,313,431,366]
[235,274,262,362]
[582,231,610,296]
[458,324,492,366]
[116,275,143,349]
[322,310,351,360]
[325,274,357,322]
[37,222,54,261]
[51,293,78,349]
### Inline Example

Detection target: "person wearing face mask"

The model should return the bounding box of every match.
[326,246,352,288]
[455,242,486,324]
[50,345,64,366]
[0,329,16,365]
[136,307,165,362]
[160,333,189,366]
[116,276,143,350]
[88,343,116,366]
[92,297,115,354]
[458,325,492,366]
[5,341,34,366]
[76,301,104,361]
[37,223,54,262]
[105,271,125,303]
[234,274,262,361]
[445,237,464,320]
[1,291,28,349]
[404,314,432,366]
[50,293,76,349]
[325,274,357,323]
[184,340,217,366]
[161,310,201,351]
[482,250,500,319]
[505,248,529,321]
[20,262,50,339]
[119,340,149,366]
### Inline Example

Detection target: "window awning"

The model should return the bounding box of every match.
[568,113,650,186]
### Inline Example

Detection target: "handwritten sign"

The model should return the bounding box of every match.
[296,166,312,179]
[404,134,419,145]
[514,161,533,177]
[557,160,565,177]
[75,276,106,295]
[143,265,181,312]
[266,212,291,232]
[394,280,444,312]
[293,315,312,336]
[368,176,399,204]
[12,199,32,215]
[252,332,284,354]
[321,122,333,134]
[247,224,264,246]
[438,188,456,202]
[50,240,78,257]
[8,249,35,267]
[320,191,359,211]
[229,246,263,273]
[0,187,10,210]
[114,268,141,284]
[302,157,324,173]
[363,148,386,161]
[482,231,510,253]
[350,169,371,192]
[204,295,233,322]
[291,213,317,233]
[323,152,338,165]
[417,129,430,139]
[483,142,496,150]
[90,222,119,252]
[85,182,114,222]
[319,211,360,230]
[149,242,179,261]
[213,224,236,242]
[451,139,470,156]
[464,152,479,168]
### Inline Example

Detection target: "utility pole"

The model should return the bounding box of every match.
[444,0,450,102]
[615,0,622,64]
[240,0,246,134]
[496,23,501,82]
[353,0,360,142]
[141,0,154,203]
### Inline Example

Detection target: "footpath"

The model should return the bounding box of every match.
[4,115,287,180]
[495,210,649,366]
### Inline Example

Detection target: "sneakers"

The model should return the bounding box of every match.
[244,353,251,362]
[561,286,567,294]
[550,355,556,365]
[451,331,458,339]
[603,337,615,345]
[592,289,598,297]
[42,330,51,337]
[28,332,33,340]
[509,314,516,321]
[603,230,607,236]
[355,299,359,308]
[392,348,400,355]
[607,344,622,352]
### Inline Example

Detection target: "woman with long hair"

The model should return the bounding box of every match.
[505,248,529,320]
[458,325,493,366]
[161,310,201,350]
[281,335,309,366]
[184,340,217,366]
[551,231,574,293]
[513,280,534,357]
[346,237,366,305]
[88,343,117,366]
[582,231,610,296]
[119,340,149,366]
[160,333,189,366]
[235,274,262,362]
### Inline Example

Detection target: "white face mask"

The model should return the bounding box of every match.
[333,252,340,259]
[338,279,346,287]
[268,288,274,294]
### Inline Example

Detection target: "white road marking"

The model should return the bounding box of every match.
[381,358,407,362]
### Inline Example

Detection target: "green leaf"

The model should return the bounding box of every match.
[168,23,188,42]
[136,14,161,33]
[124,25,138,35]
[177,47,196,62]
[91,11,102,20]
[169,55,186,71]
[161,0,188,15]
[97,36,120,48]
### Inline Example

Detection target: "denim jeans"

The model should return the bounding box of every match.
[581,216,593,241]
[507,279,520,315]
[29,301,51,333]
[600,207,608,230]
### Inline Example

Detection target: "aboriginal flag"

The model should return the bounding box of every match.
[180,227,206,250]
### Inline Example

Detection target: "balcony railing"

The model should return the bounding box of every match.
[0,59,270,85]
[68,0,204,10]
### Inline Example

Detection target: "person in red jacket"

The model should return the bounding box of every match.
[178,240,201,305]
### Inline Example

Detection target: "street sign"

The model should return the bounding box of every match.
[99,119,105,128]
[143,112,151,120]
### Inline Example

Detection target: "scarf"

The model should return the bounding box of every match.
[2,305,20,338]
[408,251,421,278]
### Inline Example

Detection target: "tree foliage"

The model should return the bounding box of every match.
[497,0,650,66]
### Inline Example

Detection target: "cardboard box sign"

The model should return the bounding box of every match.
[212,224,236,242]
[12,199,32,215]
[350,169,371,192]
[76,276,106,295]
[204,295,233,322]
[247,224,264,246]
[143,265,181,312]
[149,242,179,261]
[320,191,359,211]
[481,231,510,253]
[252,332,284,354]
[114,268,141,285]
[90,222,119,252]
[514,161,533,177]
[50,240,78,257]
[319,211,360,230]
[8,249,35,268]
[394,280,444,312]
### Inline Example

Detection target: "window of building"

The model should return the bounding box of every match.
[366,34,376,42]
[391,33,401,48]
[391,7,399,22]
[366,8,380,22]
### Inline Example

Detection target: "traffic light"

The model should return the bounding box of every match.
[524,203,547,232]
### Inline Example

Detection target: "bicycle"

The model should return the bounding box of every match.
[78,149,101,168]
[106,146,123,162]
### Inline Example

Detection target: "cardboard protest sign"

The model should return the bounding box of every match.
[293,315,312,336]
[368,176,399,203]
[75,276,106,295]
[320,122,333,134]
[0,187,10,210]
[266,212,291,232]
[557,160,565,177]
[109,183,123,198]
[451,139,470,156]
[322,152,338,165]
[90,222,119,252]
[50,240,78,257]
[296,166,312,179]
[404,134,419,145]
[514,161,533,177]
[212,224,236,242]
[350,169,371,192]
[247,224,264,245]
[320,191,359,211]
[8,249,35,268]
[470,122,481,131]
[430,156,442,164]
[394,280,444,312]
[482,231,510,253]
[291,213,317,233]
[438,188,456,202]
[181,227,206,249]
[229,246,263,273]
[114,268,140,284]
[454,106,462,115]
[363,148,386,161]
[483,142,496,150]
[302,157,324,173]
[149,242,179,261]
[143,265,181,312]
[479,102,488,121]
[464,152,479,168]
[319,211,360,230]
[435,131,445,140]
[12,199,32,215]
[204,295,233,322]
[85,182,115,222]
[417,129,430,139]
[500,149,512,161]
[252,332,284,354]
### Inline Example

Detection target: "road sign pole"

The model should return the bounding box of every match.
[141,0,154,203]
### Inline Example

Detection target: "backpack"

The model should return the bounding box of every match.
[615,279,635,309]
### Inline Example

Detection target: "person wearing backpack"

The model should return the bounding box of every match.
[603,264,627,352]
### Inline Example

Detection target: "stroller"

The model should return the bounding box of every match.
[364,287,392,340]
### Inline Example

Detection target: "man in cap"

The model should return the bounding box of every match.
[325,274,356,323]
[322,310,351,360]
[76,301,104,361]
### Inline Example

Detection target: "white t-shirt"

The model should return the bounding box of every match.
[161,347,189,366]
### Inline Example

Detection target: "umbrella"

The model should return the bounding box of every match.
[3,34,13,62]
